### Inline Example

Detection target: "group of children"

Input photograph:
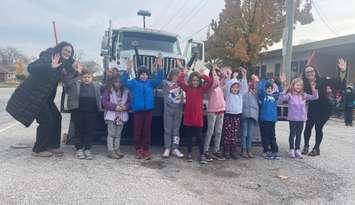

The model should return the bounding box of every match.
[63,55,322,163]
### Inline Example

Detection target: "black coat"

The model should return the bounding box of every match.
[6,48,74,127]
[305,76,346,119]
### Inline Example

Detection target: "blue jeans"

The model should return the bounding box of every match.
[242,118,256,150]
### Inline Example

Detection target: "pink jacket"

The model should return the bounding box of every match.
[207,71,226,113]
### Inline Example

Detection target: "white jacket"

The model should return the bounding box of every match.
[224,78,248,114]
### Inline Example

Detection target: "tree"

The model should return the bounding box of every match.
[15,59,26,81]
[205,0,313,68]
[0,47,29,65]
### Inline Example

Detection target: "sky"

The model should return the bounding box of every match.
[1,0,355,62]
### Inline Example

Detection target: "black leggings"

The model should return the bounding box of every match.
[303,115,329,149]
[33,102,62,153]
[184,126,204,155]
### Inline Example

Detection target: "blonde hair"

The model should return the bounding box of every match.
[289,78,304,94]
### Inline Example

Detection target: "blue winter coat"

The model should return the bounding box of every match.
[257,79,282,122]
[121,69,163,112]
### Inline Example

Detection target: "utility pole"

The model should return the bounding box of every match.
[282,0,295,80]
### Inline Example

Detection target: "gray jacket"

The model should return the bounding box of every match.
[62,72,103,112]
[242,90,259,121]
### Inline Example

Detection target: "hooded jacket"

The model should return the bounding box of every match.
[121,69,163,112]
[224,78,248,115]
[207,71,226,113]
[258,79,282,122]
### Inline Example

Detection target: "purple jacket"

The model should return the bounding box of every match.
[279,90,318,121]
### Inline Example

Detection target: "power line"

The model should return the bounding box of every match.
[172,0,207,32]
[151,0,176,28]
[160,0,190,30]
[181,24,210,43]
[311,0,339,36]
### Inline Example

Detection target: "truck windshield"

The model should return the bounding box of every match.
[119,32,181,55]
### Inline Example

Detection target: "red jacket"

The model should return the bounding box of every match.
[177,72,213,127]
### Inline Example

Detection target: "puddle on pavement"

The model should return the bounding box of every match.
[140,160,167,170]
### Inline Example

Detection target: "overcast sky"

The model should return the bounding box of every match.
[1,0,355,61]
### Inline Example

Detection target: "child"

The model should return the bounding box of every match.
[241,75,259,158]
[102,76,130,159]
[63,68,103,160]
[223,67,248,160]
[344,85,354,126]
[162,68,184,158]
[258,78,283,160]
[177,69,213,164]
[279,77,318,158]
[121,57,163,160]
[204,65,226,161]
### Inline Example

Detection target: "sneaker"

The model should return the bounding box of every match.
[135,149,143,159]
[199,155,208,164]
[241,150,249,158]
[204,151,213,162]
[270,153,280,160]
[247,150,255,158]
[162,149,170,158]
[32,151,53,157]
[75,149,86,159]
[108,151,123,159]
[263,152,272,160]
[48,148,64,156]
[186,153,193,162]
[114,150,125,158]
[230,148,238,160]
[84,149,93,160]
[295,149,303,159]
[172,149,184,158]
[288,149,295,158]
[143,150,151,160]
[212,151,225,161]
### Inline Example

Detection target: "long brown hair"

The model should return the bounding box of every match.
[108,74,124,97]
[187,71,202,87]
[167,68,180,81]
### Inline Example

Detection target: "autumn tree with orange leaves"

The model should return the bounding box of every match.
[205,0,313,68]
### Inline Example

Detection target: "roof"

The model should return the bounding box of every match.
[264,33,355,58]
[0,64,16,73]
[115,27,179,38]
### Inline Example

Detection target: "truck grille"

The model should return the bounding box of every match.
[133,55,185,77]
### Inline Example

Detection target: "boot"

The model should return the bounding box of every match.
[230,145,238,160]
[301,145,309,155]
[224,145,231,160]
[308,148,320,156]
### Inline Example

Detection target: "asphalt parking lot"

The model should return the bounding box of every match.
[0,88,354,205]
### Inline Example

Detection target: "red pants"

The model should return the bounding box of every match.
[133,111,152,151]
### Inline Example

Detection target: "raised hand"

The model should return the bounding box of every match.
[72,60,83,74]
[51,53,62,69]
[232,71,239,79]
[126,59,133,74]
[240,67,247,77]
[176,59,183,69]
[279,72,287,83]
[337,58,347,72]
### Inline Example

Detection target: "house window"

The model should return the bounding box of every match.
[275,63,281,77]
[261,65,267,79]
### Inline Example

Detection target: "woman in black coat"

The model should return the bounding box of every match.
[6,42,80,157]
[301,58,347,156]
